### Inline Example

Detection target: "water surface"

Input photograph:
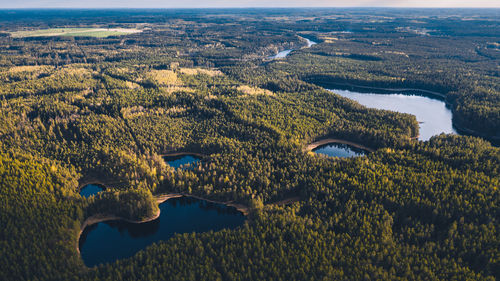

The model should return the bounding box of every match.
[164,155,200,169]
[313,143,366,158]
[79,197,246,267]
[305,38,317,47]
[268,38,317,59]
[268,49,292,59]
[330,89,457,141]
[80,184,103,198]
[268,38,316,59]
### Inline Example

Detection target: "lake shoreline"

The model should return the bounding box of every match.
[305,138,375,153]
[78,182,107,194]
[156,193,249,216]
[161,152,205,158]
[76,193,248,257]
[325,84,499,144]
[329,82,447,100]
[78,177,129,190]
[308,79,448,101]
[309,80,499,143]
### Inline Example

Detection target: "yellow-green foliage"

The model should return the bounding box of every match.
[125,81,140,89]
[8,65,54,74]
[55,65,93,78]
[179,68,223,77]
[237,85,274,96]
[147,70,179,86]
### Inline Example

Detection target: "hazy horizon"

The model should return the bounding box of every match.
[1,0,499,9]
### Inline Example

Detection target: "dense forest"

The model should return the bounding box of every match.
[0,8,498,281]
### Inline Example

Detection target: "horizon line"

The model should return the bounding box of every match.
[1,7,500,9]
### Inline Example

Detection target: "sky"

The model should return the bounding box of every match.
[0,0,499,8]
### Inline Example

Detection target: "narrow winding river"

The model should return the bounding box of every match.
[268,38,316,59]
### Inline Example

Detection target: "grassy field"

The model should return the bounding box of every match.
[10,28,141,38]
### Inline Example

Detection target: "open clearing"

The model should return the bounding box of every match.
[10,28,142,38]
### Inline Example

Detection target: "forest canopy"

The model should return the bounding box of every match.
[0,8,498,281]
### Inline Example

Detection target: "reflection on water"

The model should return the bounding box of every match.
[331,89,457,141]
[80,184,103,198]
[313,143,366,158]
[163,155,200,169]
[79,197,246,267]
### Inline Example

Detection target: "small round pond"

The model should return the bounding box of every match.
[79,197,246,267]
[163,154,201,169]
[80,184,103,198]
[313,142,367,158]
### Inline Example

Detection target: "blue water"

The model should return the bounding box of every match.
[305,38,317,47]
[80,184,103,198]
[269,49,292,59]
[313,143,366,158]
[164,155,200,169]
[331,89,457,141]
[268,38,316,59]
[79,197,246,267]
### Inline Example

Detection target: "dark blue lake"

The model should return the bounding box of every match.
[164,155,200,169]
[79,197,246,267]
[80,184,103,198]
[313,143,366,158]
